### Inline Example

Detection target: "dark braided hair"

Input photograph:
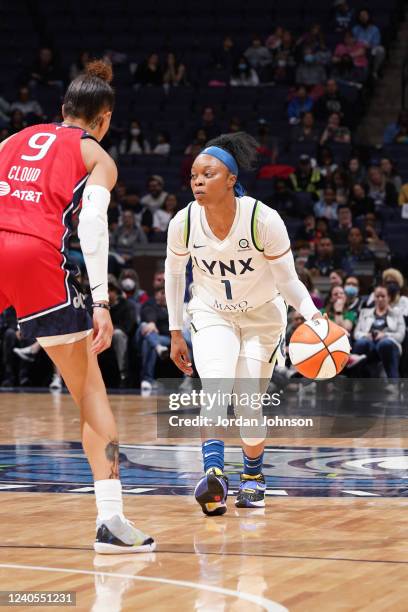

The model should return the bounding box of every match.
[205,132,259,171]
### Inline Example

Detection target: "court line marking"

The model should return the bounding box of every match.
[0,563,287,612]
[1,547,407,565]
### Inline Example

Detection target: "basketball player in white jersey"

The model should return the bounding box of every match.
[165,132,323,514]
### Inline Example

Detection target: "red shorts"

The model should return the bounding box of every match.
[0,230,91,339]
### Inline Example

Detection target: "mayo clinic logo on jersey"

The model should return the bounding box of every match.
[0,181,11,196]
[238,238,252,251]
[0,180,42,203]
[213,299,253,312]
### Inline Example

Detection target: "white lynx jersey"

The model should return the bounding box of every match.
[167,196,291,313]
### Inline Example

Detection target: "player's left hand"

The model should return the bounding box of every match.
[91,307,113,354]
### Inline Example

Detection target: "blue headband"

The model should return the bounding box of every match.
[201,146,246,197]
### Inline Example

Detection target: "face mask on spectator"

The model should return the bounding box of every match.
[386,281,400,297]
[131,128,141,137]
[344,285,358,298]
[304,54,315,63]
[121,278,136,292]
[238,63,247,71]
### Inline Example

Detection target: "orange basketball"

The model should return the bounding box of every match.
[288,318,351,379]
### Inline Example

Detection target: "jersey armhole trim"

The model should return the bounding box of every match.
[251,200,264,252]
[184,202,193,248]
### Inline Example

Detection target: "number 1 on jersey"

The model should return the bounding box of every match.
[221,279,232,300]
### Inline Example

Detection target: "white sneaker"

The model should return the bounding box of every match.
[49,373,62,391]
[346,354,367,369]
[13,346,35,362]
[140,380,152,397]
[156,344,169,360]
[94,515,156,554]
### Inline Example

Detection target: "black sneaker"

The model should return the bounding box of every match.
[194,468,229,516]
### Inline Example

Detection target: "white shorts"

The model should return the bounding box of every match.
[187,294,287,364]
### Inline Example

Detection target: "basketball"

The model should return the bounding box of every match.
[289,318,351,379]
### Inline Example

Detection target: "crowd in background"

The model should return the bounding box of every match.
[1,0,408,389]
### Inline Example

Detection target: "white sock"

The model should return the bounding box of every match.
[94,479,124,523]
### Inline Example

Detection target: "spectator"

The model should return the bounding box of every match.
[272,30,296,83]
[315,79,349,123]
[185,129,207,154]
[139,286,170,395]
[111,209,147,260]
[341,226,375,274]
[333,205,353,243]
[9,110,25,134]
[289,155,322,201]
[152,193,178,236]
[317,146,338,182]
[398,181,408,205]
[287,86,314,123]
[298,269,324,308]
[353,285,406,378]
[314,186,339,221]
[329,269,345,287]
[366,165,398,209]
[322,284,356,332]
[108,275,137,385]
[297,23,327,57]
[163,52,187,87]
[382,268,408,317]
[28,47,64,89]
[10,86,43,121]
[0,127,10,142]
[332,167,351,202]
[331,53,365,86]
[320,112,351,146]
[230,56,259,87]
[244,36,272,79]
[117,119,151,156]
[295,47,327,87]
[195,106,220,140]
[294,213,317,243]
[383,111,408,145]
[380,157,402,192]
[333,30,368,74]
[152,131,171,156]
[69,50,91,80]
[349,182,375,216]
[352,8,385,79]
[212,36,237,72]
[290,111,320,143]
[266,26,284,52]
[348,157,366,184]
[140,175,168,212]
[305,236,341,276]
[120,191,153,236]
[134,53,163,86]
[344,275,363,315]
[1,308,24,387]
[316,216,333,239]
[120,267,148,301]
[334,0,354,31]
[271,178,303,217]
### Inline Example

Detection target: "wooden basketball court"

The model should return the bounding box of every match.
[1,391,408,611]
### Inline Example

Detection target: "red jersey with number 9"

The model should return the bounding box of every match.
[0,123,90,250]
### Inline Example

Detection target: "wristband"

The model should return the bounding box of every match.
[92,302,111,311]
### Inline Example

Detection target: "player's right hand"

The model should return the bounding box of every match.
[170,332,193,376]
[91,307,113,354]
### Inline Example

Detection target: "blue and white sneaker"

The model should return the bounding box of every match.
[194,467,229,516]
[235,473,266,508]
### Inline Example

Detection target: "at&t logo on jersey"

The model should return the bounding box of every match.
[0,181,11,196]
[0,181,42,203]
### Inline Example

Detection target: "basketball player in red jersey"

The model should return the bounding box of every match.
[0,60,155,554]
